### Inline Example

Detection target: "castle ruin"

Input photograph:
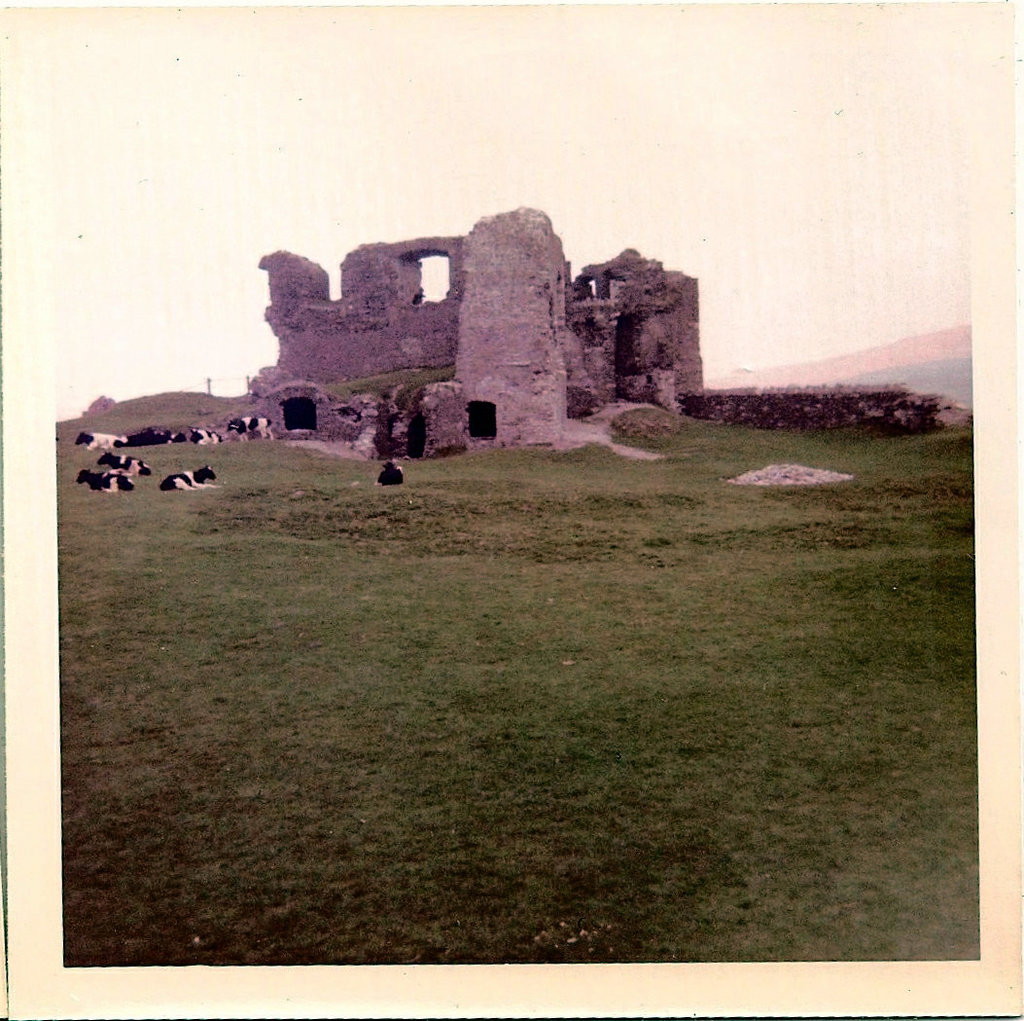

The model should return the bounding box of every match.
[255,208,702,457]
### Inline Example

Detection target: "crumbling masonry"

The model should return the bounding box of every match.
[255,208,702,457]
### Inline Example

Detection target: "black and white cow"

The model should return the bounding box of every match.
[173,427,222,445]
[96,452,152,476]
[75,431,127,450]
[376,460,404,486]
[122,427,175,447]
[76,468,135,492]
[227,416,273,440]
[159,465,217,490]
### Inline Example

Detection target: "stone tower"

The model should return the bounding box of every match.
[456,208,569,447]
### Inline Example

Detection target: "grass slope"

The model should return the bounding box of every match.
[58,402,977,965]
[58,391,260,437]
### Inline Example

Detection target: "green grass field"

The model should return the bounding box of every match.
[57,395,977,965]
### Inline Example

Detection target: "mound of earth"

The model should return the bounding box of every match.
[85,395,117,415]
[727,464,854,486]
[553,403,666,459]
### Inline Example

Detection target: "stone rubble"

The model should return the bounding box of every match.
[727,464,855,486]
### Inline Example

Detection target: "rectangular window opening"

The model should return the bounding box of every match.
[468,401,497,438]
[419,255,450,303]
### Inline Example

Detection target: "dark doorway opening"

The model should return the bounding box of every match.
[614,314,641,393]
[468,401,497,438]
[283,397,317,431]
[407,413,426,458]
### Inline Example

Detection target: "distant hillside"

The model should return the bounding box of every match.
[849,357,972,408]
[708,326,972,406]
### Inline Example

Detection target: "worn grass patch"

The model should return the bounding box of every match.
[58,403,977,965]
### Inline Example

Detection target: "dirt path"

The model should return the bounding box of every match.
[550,402,665,460]
[292,402,665,462]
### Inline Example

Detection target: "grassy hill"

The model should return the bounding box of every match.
[850,357,972,408]
[57,391,260,438]
[58,398,977,965]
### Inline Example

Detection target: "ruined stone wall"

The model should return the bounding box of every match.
[678,388,945,433]
[564,298,619,413]
[416,382,469,457]
[260,237,463,383]
[565,252,702,412]
[259,252,331,313]
[379,381,468,460]
[456,209,568,446]
[660,272,702,390]
[339,238,465,315]
[259,210,704,448]
[254,383,380,453]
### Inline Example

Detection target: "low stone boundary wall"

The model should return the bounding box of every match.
[677,388,944,433]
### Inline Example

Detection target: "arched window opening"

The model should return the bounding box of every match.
[468,401,497,439]
[283,396,317,431]
[407,413,426,459]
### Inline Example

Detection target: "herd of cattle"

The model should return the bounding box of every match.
[72,416,271,493]
[71,416,405,491]
[75,416,273,452]
[76,462,217,492]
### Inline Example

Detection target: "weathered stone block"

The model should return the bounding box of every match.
[418,381,468,457]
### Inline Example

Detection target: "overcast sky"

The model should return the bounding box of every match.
[1,4,1006,420]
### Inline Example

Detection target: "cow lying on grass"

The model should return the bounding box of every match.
[122,427,175,447]
[376,461,404,486]
[75,431,127,450]
[96,453,152,476]
[172,428,222,445]
[159,466,218,490]
[76,469,135,492]
[119,426,223,447]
